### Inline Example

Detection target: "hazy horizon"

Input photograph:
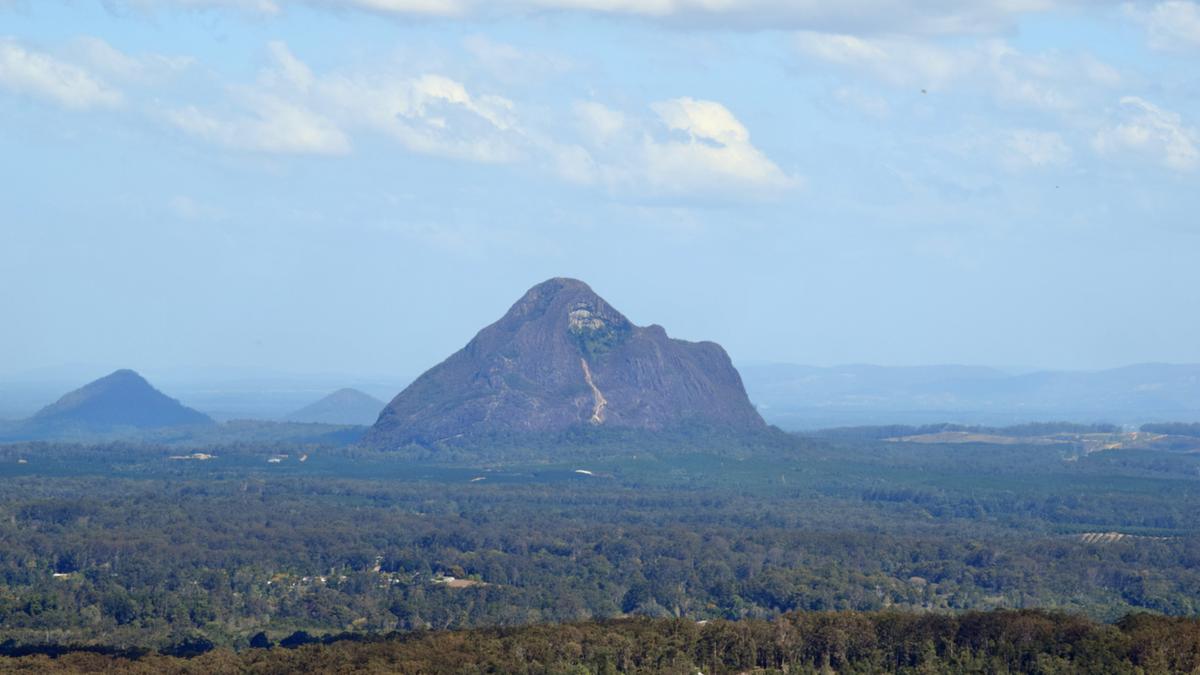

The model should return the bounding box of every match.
[5,355,1200,384]
[4,358,1199,428]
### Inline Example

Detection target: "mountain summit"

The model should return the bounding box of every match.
[25,369,213,433]
[286,388,385,426]
[366,278,764,447]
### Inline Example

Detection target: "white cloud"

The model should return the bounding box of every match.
[107,0,284,13]
[167,91,351,155]
[285,40,523,163]
[70,37,194,84]
[314,0,465,14]
[107,0,464,16]
[572,97,798,197]
[646,98,796,194]
[318,72,522,162]
[262,40,314,91]
[795,33,1120,112]
[0,38,122,109]
[1129,1,1200,51]
[168,41,519,161]
[103,0,1096,34]
[31,36,792,199]
[1093,96,1198,171]
[795,32,966,90]
[574,101,627,141]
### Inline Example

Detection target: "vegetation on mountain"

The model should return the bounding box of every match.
[1,370,211,440]
[285,389,385,426]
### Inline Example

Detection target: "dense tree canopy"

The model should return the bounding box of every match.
[0,431,1198,669]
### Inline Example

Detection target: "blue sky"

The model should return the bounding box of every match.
[1,0,1198,377]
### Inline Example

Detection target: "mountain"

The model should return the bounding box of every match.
[740,363,1200,429]
[13,369,213,437]
[285,388,385,426]
[366,278,765,447]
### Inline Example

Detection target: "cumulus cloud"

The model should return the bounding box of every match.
[1128,1,1200,51]
[1093,96,1198,171]
[571,97,798,198]
[318,71,522,162]
[0,38,123,109]
[646,97,795,192]
[18,34,792,198]
[166,41,520,161]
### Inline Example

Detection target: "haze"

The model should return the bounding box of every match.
[2,1,1199,380]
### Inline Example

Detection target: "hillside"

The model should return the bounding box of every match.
[285,388,384,426]
[9,369,212,438]
[366,278,764,447]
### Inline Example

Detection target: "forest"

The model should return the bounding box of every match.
[6,610,1200,673]
[1,428,1199,669]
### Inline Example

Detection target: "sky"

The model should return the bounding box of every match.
[1,0,1198,379]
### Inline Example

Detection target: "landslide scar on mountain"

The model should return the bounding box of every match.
[580,358,607,425]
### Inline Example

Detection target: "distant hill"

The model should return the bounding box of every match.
[285,388,384,426]
[5,369,212,439]
[366,278,764,448]
[741,363,1200,429]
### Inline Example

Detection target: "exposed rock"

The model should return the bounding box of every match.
[366,278,764,447]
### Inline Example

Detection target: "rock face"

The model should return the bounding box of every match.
[286,388,385,426]
[366,278,765,447]
[24,369,212,433]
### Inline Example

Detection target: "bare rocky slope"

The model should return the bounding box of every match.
[366,278,764,447]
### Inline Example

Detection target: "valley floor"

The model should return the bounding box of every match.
[1,428,1199,669]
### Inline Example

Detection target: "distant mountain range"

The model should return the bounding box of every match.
[0,367,408,422]
[285,388,384,426]
[740,363,1200,429]
[3,361,1199,435]
[1,369,212,439]
[366,278,764,448]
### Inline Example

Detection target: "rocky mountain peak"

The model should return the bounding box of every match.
[366,278,765,448]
